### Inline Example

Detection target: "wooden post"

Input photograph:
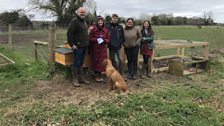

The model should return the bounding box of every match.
[34,43,38,61]
[48,25,56,64]
[177,48,180,57]
[8,24,12,50]
[204,45,209,60]
[181,47,185,58]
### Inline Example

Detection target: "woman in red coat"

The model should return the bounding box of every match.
[89,16,110,82]
[140,20,155,78]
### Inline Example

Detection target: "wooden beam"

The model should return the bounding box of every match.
[0,53,15,64]
[33,40,49,45]
[8,24,12,50]
[153,55,179,60]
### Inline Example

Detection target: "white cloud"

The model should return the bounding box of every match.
[94,0,224,23]
[0,0,224,23]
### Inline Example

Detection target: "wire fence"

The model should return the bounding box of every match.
[1,25,224,65]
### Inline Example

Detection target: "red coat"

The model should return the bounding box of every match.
[89,26,110,72]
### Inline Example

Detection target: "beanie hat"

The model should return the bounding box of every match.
[97,15,104,21]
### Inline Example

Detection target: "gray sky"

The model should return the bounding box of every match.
[0,0,224,23]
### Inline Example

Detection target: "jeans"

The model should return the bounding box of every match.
[124,45,139,76]
[73,47,87,68]
[109,49,122,68]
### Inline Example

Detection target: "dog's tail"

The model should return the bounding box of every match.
[115,82,128,92]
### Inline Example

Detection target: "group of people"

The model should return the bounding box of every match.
[67,7,155,87]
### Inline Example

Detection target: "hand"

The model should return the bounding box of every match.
[72,45,77,50]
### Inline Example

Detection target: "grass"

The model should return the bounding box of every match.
[0,47,223,125]
[154,26,224,50]
[0,26,224,125]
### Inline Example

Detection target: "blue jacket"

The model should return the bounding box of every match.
[107,23,125,50]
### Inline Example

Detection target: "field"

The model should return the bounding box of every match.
[0,26,224,125]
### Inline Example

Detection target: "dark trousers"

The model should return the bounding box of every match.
[143,55,150,64]
[124,45,139,76]
[109,49,122,68]
[73,47,87,68]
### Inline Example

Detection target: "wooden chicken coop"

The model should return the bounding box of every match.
[149,40,209,76]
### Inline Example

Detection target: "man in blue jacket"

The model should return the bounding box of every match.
[107,14,125,74]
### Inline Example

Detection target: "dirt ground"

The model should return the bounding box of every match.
[27,48,224,111]
[30,72,183,109]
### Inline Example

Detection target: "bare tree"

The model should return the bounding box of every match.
[202,11,214,25]
[139,12,151,21]
[28,0,86,25]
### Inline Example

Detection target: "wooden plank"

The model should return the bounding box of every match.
[184,59,207,65]
[153,55,178,60]
[33,40,49,45]
[0,53,15,64]
[183,69,205,75]
[151,67,169,73]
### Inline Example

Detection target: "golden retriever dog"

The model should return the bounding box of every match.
[102,59,128,92]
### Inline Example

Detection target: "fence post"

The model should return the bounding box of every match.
[8,24,12,50]
[48,25,56,64]
[34,43,38,61]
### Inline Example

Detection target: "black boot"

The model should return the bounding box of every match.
[78,67,90,84]
[133,61,138,80]
[126,62,133,80]
[140,63,147,79]
[146,64,152,77]
[72,67,80,87]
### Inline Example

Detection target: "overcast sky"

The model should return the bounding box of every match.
[0,0,224,23]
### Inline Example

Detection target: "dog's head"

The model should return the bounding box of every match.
[102,59,112,66]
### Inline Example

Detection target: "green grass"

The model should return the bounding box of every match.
[154,26,224,50]
[1,84,223,125]
[0,47,49,123]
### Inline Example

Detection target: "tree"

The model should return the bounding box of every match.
[83,0,97,25]
[29,0,86,25]
[104,15,111,26]
[151,15,159,25]
[0,10,21,25]
[202,11,214,25]
[17,15,33,27]
[139,12,151,21]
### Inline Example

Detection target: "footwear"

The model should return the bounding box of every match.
[95,77,101,82]
[147,73,152,78]
[126,74,132,80]
[78,67,90,84]
[72,67,80,87]
[100,77,104,82]
[146,65,152,78]
[132,75,137,80]
[140,63,147,79]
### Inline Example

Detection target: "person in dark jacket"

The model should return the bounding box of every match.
[67,7,90,87]
[107,14,125,75]
[140,20,155,78]
[89,16,110,82]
